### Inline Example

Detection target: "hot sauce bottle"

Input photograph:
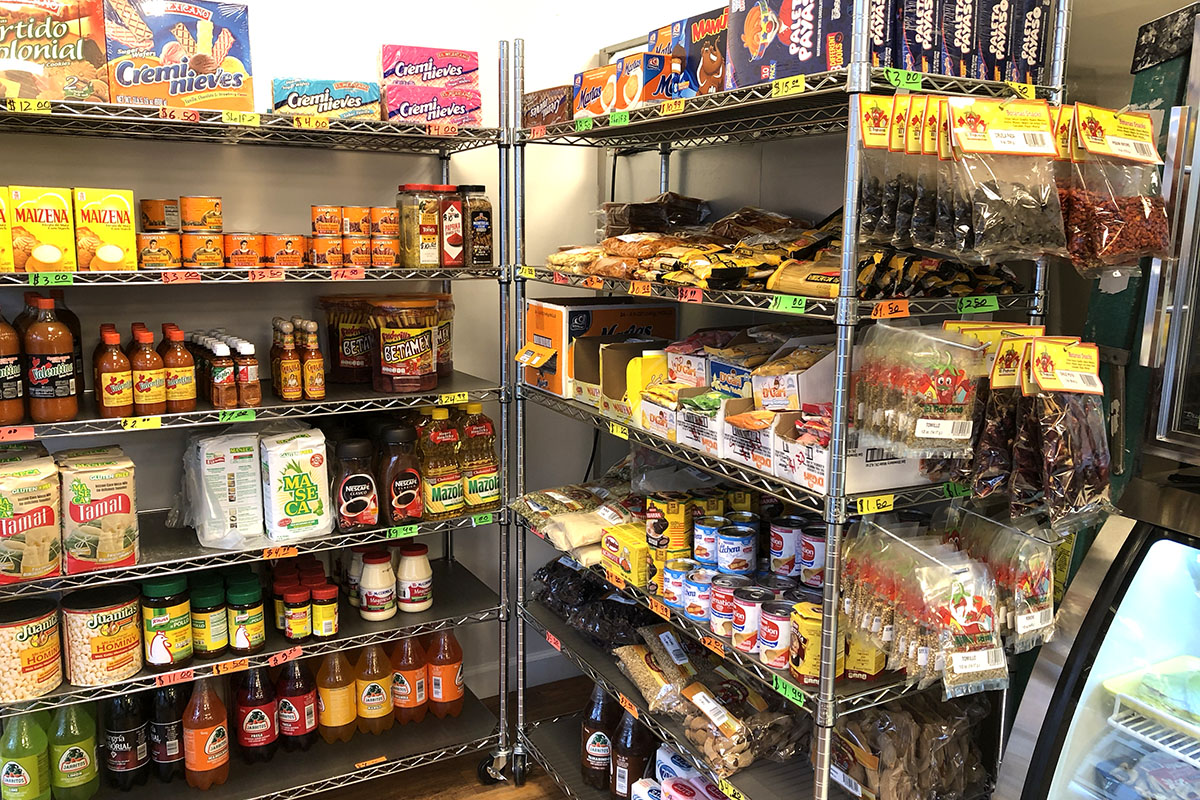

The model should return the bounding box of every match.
[130,329,166,417]
[299,321,325,401]
[94,329,133,419]
[209,344,238,410]
[0,312,24,425]
[163,328,196,414]
[24,297,78,423]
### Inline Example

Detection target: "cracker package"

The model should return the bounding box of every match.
[0,0,108,101]
[73,188,135,270]
[103,0,253,111]
[271,79,381,120]
[9,186,76,272]
[56,447,138,574]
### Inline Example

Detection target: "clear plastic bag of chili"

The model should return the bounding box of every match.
[1037,390,1113,528]
[899,97,940,251]
[1008,393,1045,520]
[857,95,899,243]
[929,559,1009,699]
[891,97,930,249]
[868,96,913,245]
[971,387,1020,499]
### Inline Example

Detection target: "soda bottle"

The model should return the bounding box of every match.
[234,667,278,763]
[316,652,356,744]
[354,645,394,735]
[182,678,229,790]
[30,714,51,737]
[427,630,465,719]
[100,694,148,791]
[580,684,622,790]
[1,713,50,800]
[460,403,501,513]
[610,711,655,800]
[148,686,186,783]
[390,636,427,725]
[48,706,97,800]
[275,660,318,752]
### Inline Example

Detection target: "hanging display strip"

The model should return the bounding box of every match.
[0,560,499,719]
[0,266,502,286]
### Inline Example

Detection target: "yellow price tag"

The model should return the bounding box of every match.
[660,98,686,116]
[856,494,895,515]
[438,391,469,405]
[606,421,628,440]
[771,75,806,97]
[718,780,747,800]
[1006,81,1036,100]
[517,266,536,279]
[121,416,162,431]
[221,110,260,126]
[293,115,330,130]
[4,98,50,114]
[629,281,653,297]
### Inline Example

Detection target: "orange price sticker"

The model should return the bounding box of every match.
[159,106,200,123]
[629,281,653,297]
[249,268,284,282]
[355,756,388,770]
[331,267,365,281]
[154,668,194,687]
[648,597,670,620]
[701,636,726,657]
[582,275,604,289]
[211,658,249,677]
[545,632,562,651]
[552,271,569,285]
[871,299,910,319]
[0,426,34,442]
[161,270,202,284]
[605,570,627,590]
[427,122,459,137]
[530,125,547,139]
[677,286,703,303]
[262,546,298,560]
[618,693,639,719]
[267,646,303,668]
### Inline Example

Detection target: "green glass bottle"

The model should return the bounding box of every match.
[48,706,97,800]
[29,716,50,737]
[1,713,50,800]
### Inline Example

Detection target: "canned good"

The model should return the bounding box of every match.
[732,586,773,653]
[782,586,823,606]
[343,236,372,267]
[61,586,141,686]
[136,233,181,269]
[265,234,307,267]
[709,574,752,637]
[717,525,756,576]
[725,511,760,531]
[311,205,343,236]
[757,574,798,597]
[790,601,843,686]
[800,524,827,588]
[682,569,715,622]
[662,558,699,609]
[0,600,61,701]
[756,557,772,580]
[692,516,726,564]
[139,198,179,231]
[647,493,692,549]
[769,516,807,578]
[181,232,224,268]
[371,237,401,267]
[371,206,400,236]
[342,206,371,236]
[180,196,222,232]
[223,233,265,268]
[759,601,793,668]
[310,235,343,267]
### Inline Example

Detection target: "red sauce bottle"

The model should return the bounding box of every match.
[24,297,78,423]
[130,328,167,417]
[95,328,133,419]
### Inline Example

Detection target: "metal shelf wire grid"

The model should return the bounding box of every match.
[1108,702,1200,768]
[0,266,503,286]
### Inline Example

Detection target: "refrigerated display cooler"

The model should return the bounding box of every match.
[994,475,1200,799]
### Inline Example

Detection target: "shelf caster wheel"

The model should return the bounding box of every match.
[477,756,504,785]
[512,753,528,787]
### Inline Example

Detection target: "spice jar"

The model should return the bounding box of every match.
[365,298,438,393]
[141,577,192,671]
[398,184,440,268]
[334,439,379,533]
[272,577,296,631]
[311,583,339,639]
[283,587,312,643]
[396,543,433,613]
[459,185,493,267]
[226,582,267,655]
[358,552,397,622]
[434,185,464,267]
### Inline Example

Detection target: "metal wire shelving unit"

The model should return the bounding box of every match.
[0,41,516,798]
[509,2,1071,795]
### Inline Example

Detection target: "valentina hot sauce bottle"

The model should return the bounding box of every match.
[24,297,77,424]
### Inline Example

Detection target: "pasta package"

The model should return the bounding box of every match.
[56,447,138,574]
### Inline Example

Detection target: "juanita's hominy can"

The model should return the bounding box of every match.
[179,196,222,232]
[343,236,372,267]
[692,516,725,564]
[371,206,400,236]
[759,601,792,668]
[732,586,773,654]
[662,558,699,609]
[310,236,343,266]
[223,233,265,268]
[769,516,807,578]
[717,525,756,576]
[342,206,371,236]
[181,233,224,268]
[709,574,751,637]
[61,586,141,686]
[0,599,62,702]
[311,205,342,236]
[139,198,179,231]
[800,524,827,588]
[371,237,401,267]
[136,233,181,269]
[265,234,307,267]
[682,569,715,622]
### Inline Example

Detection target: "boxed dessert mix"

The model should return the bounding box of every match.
[9,186,76,272]
[0,0,108,101]
[271,79,381,120]
[383,84,480,126]
[73,188,135,270]
[380,45,478,90]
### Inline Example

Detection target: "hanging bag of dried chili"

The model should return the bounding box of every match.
[856,95,897,244]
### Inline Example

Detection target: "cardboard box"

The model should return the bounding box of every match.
[845,637,887,681]
[572,335,631,407]
[0,1,108,102]
[640,396,677,441]
[897,0,940,72]
[750,335,836,412]
[599,342,668,423]
[708,331,772,399]
[573,63,618,118]
[650,8,729,97]
[972,0,1012,81]
[726,0,855,89]
[9,186,76,272]
[601,522,651,588]
[104,0,253,111]
[522,85,573,128]
[384,85,481,125]
[722,397,776,474]
[1008,0,1051,84]
[272,79,381,120]
[73,188,135,271]
[938,0,974,76]
[614,53,673,111]
[380,45,479,90]
[774,417,929,495]
[677,387,728,458]
[0,190,11,273]
[668,350,708,388]
[522,297,676,397]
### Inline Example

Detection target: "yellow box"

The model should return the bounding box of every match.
[9,187,76,272]
[601,522,651,588]
[73,189,136,271]
[0,189,11,273]
[845,636,887,681]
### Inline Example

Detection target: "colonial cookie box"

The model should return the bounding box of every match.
[0,0,109,102]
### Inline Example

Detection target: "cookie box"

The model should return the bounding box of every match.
[614,53,673,111]
[380,45,478,89]
[521,85,573,128]
[272,79,381,120]
[649,7,730,98]
[572,63,618,118]
[0,0,109,102]
[383,85,481,126]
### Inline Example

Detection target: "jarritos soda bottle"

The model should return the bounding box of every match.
[427,630,464,719]
[275,660,318,752]
[420,408,465,521]
[316,652,356,744]
[182,679,228,790]
[354,645,394,735]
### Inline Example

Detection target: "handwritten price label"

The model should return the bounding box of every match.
[471,512,494,527]
[331,267,365,281]
[267,647,303,668]
[871,299,910,319]
[121,416,162,431]
[154,668,194,687]
[648,597,670,620]
[158,106,199,123]
[660,98,686,116]
[718,780,747,800]
[677,286,703,303]
[211,658,249,677]
[293,116,329,130]
[957,295,999,314]
[28,272,73,287]
[769,294,808,314]
[883,68,922,90]
[4,98,50,114]
[582,276,604,289]
[517,266,536,279]
[552,271,569,285]
[355,756,387,770]
[161,271,202,284]
[530,125,547,139]
[605,570,627,590]
[609,111,630,126]
[629,281,652,297]
[856,494,895,515]
[248,268,284,282]
[262,546,298,560]
[1006,81,1036,100]
[575,117,594,132]
[217,409,256,423]
[221,110,260,127]
[427,122,459,137]
[618,693,639,719]
[701,636,726,657]
[545,632,562,651]
[0,426,34,442]
[943,482,972,499]
[771,75,806,97]
[772,674,806,707]
[388,525,419,539]
[606,422,628,440]
[438,391,469,404]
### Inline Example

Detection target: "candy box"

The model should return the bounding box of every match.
[9,186,76,272]
[0,0,108,101]
[614,53,672,112]
[379,45,478,90]
[726,0,856,90]
[938,0,974,76]
[103,0,253,110]
[896,0,940,73]
[572,63,618,118]
[521,85,572,128]
[272,79,381,120]
[972,0,1012,81]
[73,188,135,270]
[1008,0,1051,84]
[384,85,480,126]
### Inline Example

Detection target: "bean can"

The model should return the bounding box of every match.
[61,586,141,686]
[769,516,807,578]
[682,570,716,622]
[731,586,773,654]
[0,600,61,702]
[717,525,756,576]
[692,516,725,564]
[799,524,827,588]
[759,602,793,668]
[709,574,751,637]
[662,558,699,610]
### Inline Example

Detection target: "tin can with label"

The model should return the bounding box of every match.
[757,574,798,598]
[265,234,307,267]
[371,237,401,267]
[769,516,807,578]
[136,233,181,269]
[790,601,843,686]
[179,196,222,232]
[717,525,756,576]
[311,205,343,236]
[343,236,372,267]
[371,206,400,236]
[731,586,773,653]
[309,235,343,267]
[759,601,793,668]
[180,232,224,268]
[662,558,700,609]
[709,574,751,637]
[341,206,371,236]
[725,511,760,531]
[223,233,265,268]
[692,516,726,564]
[782,586,823,607]
[682,569,716,622]
[799,524,828,588]
[140,198,179,231]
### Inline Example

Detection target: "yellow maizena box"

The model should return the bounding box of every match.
[9,187,76,272]
[73,189,136,271]
[0,189,11,273]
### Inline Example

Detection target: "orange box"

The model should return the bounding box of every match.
[9,186,76,272]
[223,233,264,267]
[614,54,673,112]
[572,63,619,118]
[522,297,676,397]
[265,234,306,267]
[136,233,180,269]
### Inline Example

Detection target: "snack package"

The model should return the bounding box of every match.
[0,1,108,102]
[891,96,928,249]
[869,95,910,244]
[615,644,687,713]
[930,558,1009,699]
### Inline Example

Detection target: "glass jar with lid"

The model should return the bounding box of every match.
[457,185,493,267]
[358,552,397,622]
[397,184,440,268]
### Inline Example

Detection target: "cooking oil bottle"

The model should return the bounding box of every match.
[460,403,500,514]
[420,408,464,521]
